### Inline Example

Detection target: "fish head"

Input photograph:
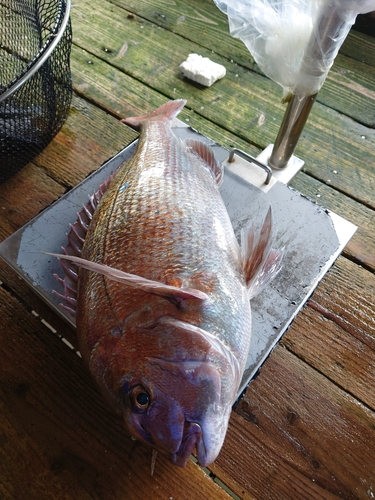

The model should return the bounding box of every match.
[121,357,233,467]
[117,317,240,467]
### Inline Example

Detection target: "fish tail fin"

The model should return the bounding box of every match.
[121,99,187,130]
[241,207,283,299]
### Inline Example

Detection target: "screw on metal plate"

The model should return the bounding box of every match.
[228,148,272,185]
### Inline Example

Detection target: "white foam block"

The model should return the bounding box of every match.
[179,53,226,87]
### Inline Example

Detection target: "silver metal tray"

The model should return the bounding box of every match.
[0,122,356,396]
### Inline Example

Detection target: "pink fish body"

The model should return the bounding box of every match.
[55,100,281,468]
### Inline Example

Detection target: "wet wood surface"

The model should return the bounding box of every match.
[0,1,374,498]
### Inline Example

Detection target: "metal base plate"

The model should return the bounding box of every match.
[0,122,356,397]
[258,144,305,184]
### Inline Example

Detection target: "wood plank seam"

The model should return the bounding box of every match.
[302,169,375,214]
[282,302,375,415]
[341,250,375,275]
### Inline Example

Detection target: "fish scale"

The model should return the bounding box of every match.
[99,128,231,288]
[54,99,281,468]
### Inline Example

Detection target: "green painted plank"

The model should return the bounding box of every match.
[70,0,375,208]
[111,0,375,126]
[112,0,254,69]
[33,95,138,187]
[318,54,375,127]
[290,174,375,272]
[70,46,259,154]
[342,30,375,67]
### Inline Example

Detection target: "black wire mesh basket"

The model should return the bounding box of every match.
[0,0,72,183]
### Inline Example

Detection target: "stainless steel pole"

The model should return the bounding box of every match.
[268,93,316,170]
[268,3,347,170]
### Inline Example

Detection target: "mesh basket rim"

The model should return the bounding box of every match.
[0,0,71,104]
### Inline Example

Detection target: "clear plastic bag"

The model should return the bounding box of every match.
[214,0,375,99]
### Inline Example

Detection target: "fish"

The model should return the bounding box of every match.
[52,99,282,469]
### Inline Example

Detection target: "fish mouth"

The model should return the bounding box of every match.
[170,422,203,468]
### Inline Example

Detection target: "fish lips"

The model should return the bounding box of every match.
[171,408,230,468]
[146,357,232,468]
[170,422,203,467]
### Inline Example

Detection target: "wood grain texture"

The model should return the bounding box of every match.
[0,163,64,239]
[282,257,375,410]
[290,173,375,271]
[1,0,374,498]
[212,346,375,500]
[70,0,375,208]
[0,285,231,500]
[115,0,375,127]
[33,96,138,187]
[341,30,375,67]
[310,258,375,345]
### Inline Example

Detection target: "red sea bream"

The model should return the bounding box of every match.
[53,100,282,468]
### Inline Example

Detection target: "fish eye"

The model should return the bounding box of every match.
[130,385,151,412]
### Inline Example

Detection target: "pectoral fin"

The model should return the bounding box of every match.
[45,252,209,303]
[241,207,283,299]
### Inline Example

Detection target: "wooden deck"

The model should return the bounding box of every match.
[1,1,375,498]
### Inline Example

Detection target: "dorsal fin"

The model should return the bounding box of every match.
[241,207,283,299]
[185,139,224,186]
[53,170,117,316]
